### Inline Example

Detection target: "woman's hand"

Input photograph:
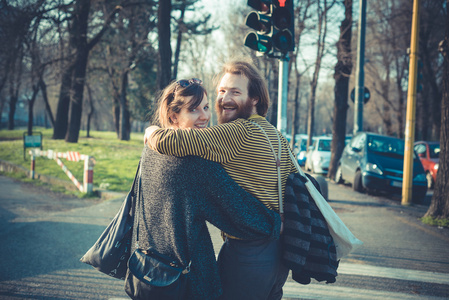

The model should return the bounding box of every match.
[144,125,160,149]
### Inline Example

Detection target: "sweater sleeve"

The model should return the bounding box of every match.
[197,160,281,240]
[150,120,252,164]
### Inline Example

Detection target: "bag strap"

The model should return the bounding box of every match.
[134,159,191,274]
[249,121,284,214]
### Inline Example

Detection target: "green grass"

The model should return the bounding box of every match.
[421,216,449,228]
[0,128,144,195]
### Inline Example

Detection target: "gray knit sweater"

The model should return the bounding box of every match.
[130,147,281,299]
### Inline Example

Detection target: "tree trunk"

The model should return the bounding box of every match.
[65,0,91,143]
[157,0,172,90]
[290,68,301,150]
[328,0,352,180]
[27,83,40,136]
[8,95,17,130]
[39,78,55,127]
[7,50,23,131]
[425,10,449,219]
[119,71,130,141]
[65,48,89,143]
[306,2,329,148]
[173,2,186,80]
[85,83,94,138]
[53,65,73,139]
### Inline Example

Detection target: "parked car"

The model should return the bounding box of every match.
[336,132,427,203]
[295,135,316,167]
[414,141,440,189]
[304,136,332,174]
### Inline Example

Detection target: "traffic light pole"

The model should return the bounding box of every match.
[277,56,289,135]
[402,0,420,205]
[353,0,366,135]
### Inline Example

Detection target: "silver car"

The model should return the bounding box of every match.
[305,137,332,174]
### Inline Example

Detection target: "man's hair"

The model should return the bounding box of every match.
[218,59,270,117]
[153,80,207,128]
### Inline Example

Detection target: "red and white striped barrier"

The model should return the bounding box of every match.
[29,149,95,193]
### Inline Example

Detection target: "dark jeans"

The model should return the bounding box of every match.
[217,237,289,300]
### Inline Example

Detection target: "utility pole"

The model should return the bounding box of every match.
[353,0,366,135]
[402,0,420,205]
[277,57,289,135]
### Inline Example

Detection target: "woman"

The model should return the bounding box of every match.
[125,79,281,300]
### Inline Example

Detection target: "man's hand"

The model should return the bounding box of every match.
[144,125,160,149]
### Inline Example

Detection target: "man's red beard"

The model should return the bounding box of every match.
[215,98,255,124]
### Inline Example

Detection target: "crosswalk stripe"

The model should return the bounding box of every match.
[338,263,449,285]
[282,281,447,300]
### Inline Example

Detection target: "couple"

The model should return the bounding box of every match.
[127,59,296,300]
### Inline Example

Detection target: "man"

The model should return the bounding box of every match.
[145,59,296,300]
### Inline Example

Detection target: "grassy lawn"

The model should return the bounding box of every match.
[0,128,144,195]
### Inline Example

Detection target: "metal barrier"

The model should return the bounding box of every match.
[29,149,95,193]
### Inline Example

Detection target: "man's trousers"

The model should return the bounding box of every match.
[217,237,289,300]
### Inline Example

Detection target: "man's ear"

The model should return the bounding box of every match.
[252,97,259,106]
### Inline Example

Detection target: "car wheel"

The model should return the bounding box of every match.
[426,172,434,189]
[335,165,344,184]
[353,170,364,193]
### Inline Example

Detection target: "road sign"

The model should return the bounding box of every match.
[350,87,370,104]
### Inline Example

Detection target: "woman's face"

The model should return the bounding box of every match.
[170,94,211,129]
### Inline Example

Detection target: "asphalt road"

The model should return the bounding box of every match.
[0,175,448,299]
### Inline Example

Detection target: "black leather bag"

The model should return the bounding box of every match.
[124,171,191,300]
[125,247,190,300]
[80,163,140,280]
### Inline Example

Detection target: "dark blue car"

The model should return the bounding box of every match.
[336,132,427,203]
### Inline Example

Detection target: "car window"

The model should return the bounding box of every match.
[317,139,331,151]
[429,143,440,159]
[414,144,426,155]
[367,135,404,158]
[352,134,365,150]
[350,135,361,149]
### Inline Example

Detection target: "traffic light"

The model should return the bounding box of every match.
[244,0,295,58]
[272,0,295,53]
[244,0,273,55]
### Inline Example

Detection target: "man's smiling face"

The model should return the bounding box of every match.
[215,73,257,124]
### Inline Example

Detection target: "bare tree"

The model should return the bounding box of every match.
[328,0,352,180]
[306,0,336,148]
[425,6,449,219]
[417,0,446,140]
[289,0,313,149]
[172,0,217,79]
[52,0,121,142]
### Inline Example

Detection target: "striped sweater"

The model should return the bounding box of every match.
[151,114,296,212]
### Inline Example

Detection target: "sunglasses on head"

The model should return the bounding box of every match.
[174,78,203,94]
